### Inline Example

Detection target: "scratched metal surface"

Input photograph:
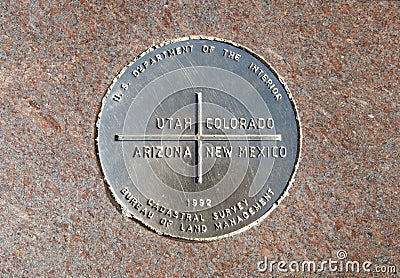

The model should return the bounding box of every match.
[97,37,301,241]
[0,1,398,277]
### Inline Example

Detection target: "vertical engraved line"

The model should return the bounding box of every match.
[196,92,203,184]
[198,142,203,184]
[197,91,203,137]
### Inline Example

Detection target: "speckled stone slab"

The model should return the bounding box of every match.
[1,1,398,277]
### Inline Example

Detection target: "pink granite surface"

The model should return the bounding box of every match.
[0,1,398,277]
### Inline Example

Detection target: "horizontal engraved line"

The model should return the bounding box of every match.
[115,134,281,141]
[115,134,195,141]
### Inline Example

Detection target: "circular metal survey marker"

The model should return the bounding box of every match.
[96,37,301,241]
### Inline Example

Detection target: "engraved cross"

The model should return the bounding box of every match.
[115,92,282,184]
